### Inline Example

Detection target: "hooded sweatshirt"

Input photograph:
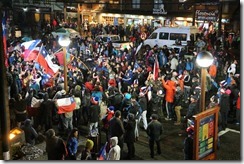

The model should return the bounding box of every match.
[107,136,121,160]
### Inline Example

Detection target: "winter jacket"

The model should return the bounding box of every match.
[124,119,136,143]
[147,120,163,141]
[162,79,176,103]
[67,137,78,156]
[88,104,101,123]
[107,136,121,160]
[220,94,230,113]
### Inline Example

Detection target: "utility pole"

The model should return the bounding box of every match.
[0,9,11,160]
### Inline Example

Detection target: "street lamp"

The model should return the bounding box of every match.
[58,35,71,92]
[196,51,214,112]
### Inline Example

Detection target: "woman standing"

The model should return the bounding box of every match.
[66,128,79,160]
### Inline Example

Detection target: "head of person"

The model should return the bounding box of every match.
[115,110,121,118]
[86,139,94,151]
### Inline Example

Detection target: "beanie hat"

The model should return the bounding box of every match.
[108,106,115,111]
[125,93,131,100]
[91,97,99,105]
[86,139,94,150]
[225,89,231,95]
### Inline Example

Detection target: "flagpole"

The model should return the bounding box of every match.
[53,47,63,55]
[34,43,43,63]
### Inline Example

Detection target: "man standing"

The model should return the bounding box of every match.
[146,114,163,158]
[108,110,125,159]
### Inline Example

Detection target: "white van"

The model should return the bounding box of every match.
[143,26,200,49]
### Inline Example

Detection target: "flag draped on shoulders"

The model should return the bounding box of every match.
[36,46,59,75]
[56,97,76,114]
[21,39,41,61]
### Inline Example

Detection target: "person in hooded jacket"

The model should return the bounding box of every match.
[161,75,176,121]
[107,136,121,160]
[21,118,38,145]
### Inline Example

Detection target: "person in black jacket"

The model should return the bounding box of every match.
[124,113,136,159]
[146,114,163,158]
[173,86,184,125]
[138,91,148,130]
[88,97,101,136]
[108,110,125,159]
[183,125,194,160]
[21,119,38,145]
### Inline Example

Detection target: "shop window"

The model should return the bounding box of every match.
[159,32,168,40]
[154,0,163,9]
[34,13,40,22]
[132,0,140,9]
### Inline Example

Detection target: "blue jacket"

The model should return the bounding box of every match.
[67,137,78,156]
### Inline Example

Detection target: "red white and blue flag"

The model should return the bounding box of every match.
[98,142,107,160]
[36,46,59,75]
[2,14,8,66]
[21,39,41,61]
[153,55,159,81]
[56,97,76,114]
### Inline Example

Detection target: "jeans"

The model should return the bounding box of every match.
[62,116,73,131]
[149,139,161,158]
[135,119,139,138]
[166,102,173,119]
[139,110,148,130]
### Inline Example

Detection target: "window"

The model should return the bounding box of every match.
[148,33,158,39]
[159,32,169,40]
[132,0,140,9]
[169,33,187,41]
[154,0,163,9]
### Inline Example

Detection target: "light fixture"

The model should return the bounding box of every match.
[23,7,28,12]
[196,51,214,68]
[58,35,71,47]
[36,7,40,12]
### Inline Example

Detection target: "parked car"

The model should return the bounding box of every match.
[95,34,133,51]
[51,28,81,39]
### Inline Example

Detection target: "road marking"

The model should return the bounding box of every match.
[218,128,240,137]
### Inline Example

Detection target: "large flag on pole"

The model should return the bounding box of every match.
[153,55,159,81]
[36,46,60,75]
[21,39,41,61]
[2,13,8,67]
[56,97,76,114]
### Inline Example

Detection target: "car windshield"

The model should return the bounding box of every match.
[66,28,77,33]
[55,28,66,33]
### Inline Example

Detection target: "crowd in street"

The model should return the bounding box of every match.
[5,21,240,160]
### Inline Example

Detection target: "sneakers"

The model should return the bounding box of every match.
[174,122,181,126]
[165,117,172,121]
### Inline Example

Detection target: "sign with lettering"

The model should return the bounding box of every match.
[195,10,219,21]
[153,4,167,15]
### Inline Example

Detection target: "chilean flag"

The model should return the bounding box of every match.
[56,97,76,114]
[98,142,107,160]
[2,15,8,67]
[36,46,59,75]
[153,55,159,81]
[21,39,41,61]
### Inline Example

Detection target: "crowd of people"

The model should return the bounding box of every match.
[5,21,240,160]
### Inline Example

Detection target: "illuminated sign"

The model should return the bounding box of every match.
[195,10,219,21]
